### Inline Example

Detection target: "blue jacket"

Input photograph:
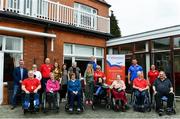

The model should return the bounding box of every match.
[13,67,28,85]
[67,79,81,92]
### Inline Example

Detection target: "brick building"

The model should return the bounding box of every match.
[0,0,111,104]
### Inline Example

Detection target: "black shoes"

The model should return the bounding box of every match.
[11,106,16,110]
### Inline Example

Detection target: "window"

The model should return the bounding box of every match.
[74,3,97,29]
[152,38,170,51]
[64,44,72,54]
[135,41,146,52]
[174,37,180,49]
[96,47,103,56]
[119,43,134,54]
[75,45,93,56]
[5,37,22,51]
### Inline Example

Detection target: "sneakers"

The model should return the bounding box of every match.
[11,106,16,110]
[69,108,73,112]
[77,108,81,112]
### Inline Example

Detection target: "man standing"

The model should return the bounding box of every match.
[68,62,81,80]
[40,58,53,91]
[11,59,28,109]
[88,56,97,71]
[128,58,143,103]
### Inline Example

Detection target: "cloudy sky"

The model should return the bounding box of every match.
[106,0,180,36]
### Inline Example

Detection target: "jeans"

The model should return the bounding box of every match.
[134,90,147,105]
[23,93,39,109]
[11,85,21,106]
[69,92,81,109]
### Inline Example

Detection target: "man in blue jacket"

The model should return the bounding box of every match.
[11,59,28,109]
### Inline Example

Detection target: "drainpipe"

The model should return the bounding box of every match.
[44,24,50,60]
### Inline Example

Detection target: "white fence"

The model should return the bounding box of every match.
[0,0,110,33]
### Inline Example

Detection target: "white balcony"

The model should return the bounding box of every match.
[0,0,110,33]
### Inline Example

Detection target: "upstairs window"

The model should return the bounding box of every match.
[74,3,97,29]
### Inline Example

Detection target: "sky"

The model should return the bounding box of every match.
[106,0,180,36]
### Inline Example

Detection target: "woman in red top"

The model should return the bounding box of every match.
[94,65,106,84]
[133,71,149,111]
[148,65,159,103]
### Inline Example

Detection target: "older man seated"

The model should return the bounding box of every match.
[133,71,149,111]
[22,70,41,110]
[153,71,174,116]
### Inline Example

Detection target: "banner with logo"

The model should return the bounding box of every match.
[106,55,125,85]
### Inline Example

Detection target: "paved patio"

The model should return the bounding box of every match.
[0,100,180,118]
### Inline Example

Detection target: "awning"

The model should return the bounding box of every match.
[0,26,56,38]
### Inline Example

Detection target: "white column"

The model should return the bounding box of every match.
[146,41,150,78]
[0,0,3,10]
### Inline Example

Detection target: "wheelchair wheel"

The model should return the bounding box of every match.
[92,105,95,110]
[57,93,60,107]
[23,109,27,115]
[42,92,47,113]
[106,104,111,110]
[65,103,69,112]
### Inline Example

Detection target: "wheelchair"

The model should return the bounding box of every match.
[153,94,176,116]
[22,93,40,114]
[132,89,151,112]
[110,89,128,112]
[65,90,85,114]
[91,84,111,110]
[41,91,60,113]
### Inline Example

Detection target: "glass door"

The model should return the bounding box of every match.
[0,52,4,104]
[174,50,180,96]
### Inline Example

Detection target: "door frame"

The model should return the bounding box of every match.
[0,52,4,104]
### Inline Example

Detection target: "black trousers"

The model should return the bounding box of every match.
[155,92,174,110]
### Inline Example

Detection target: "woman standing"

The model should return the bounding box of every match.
[148,65,159,103]
[60,64,68,101]
[52,62,61,81]
[84,64,94,105]
[32,64,42,81]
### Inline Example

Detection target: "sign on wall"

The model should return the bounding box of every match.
[106,55,125,85]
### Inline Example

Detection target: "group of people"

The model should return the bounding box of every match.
[10,57,175,115]
[128,59,175,115]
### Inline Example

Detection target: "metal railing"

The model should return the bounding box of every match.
[0,0,110,33]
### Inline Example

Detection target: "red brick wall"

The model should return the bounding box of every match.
[0,18,106,70]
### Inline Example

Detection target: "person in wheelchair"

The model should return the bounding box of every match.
[110,74,127,112]
[46,72,60,110]
[153,71,175,115]
[22,70,41,112]
[67,73,82,113]
[133,71,149,111]
[94,77,108,97]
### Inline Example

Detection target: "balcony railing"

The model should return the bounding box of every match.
[0,0,110,33]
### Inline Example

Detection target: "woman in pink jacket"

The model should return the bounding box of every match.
[46,73,60,110]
